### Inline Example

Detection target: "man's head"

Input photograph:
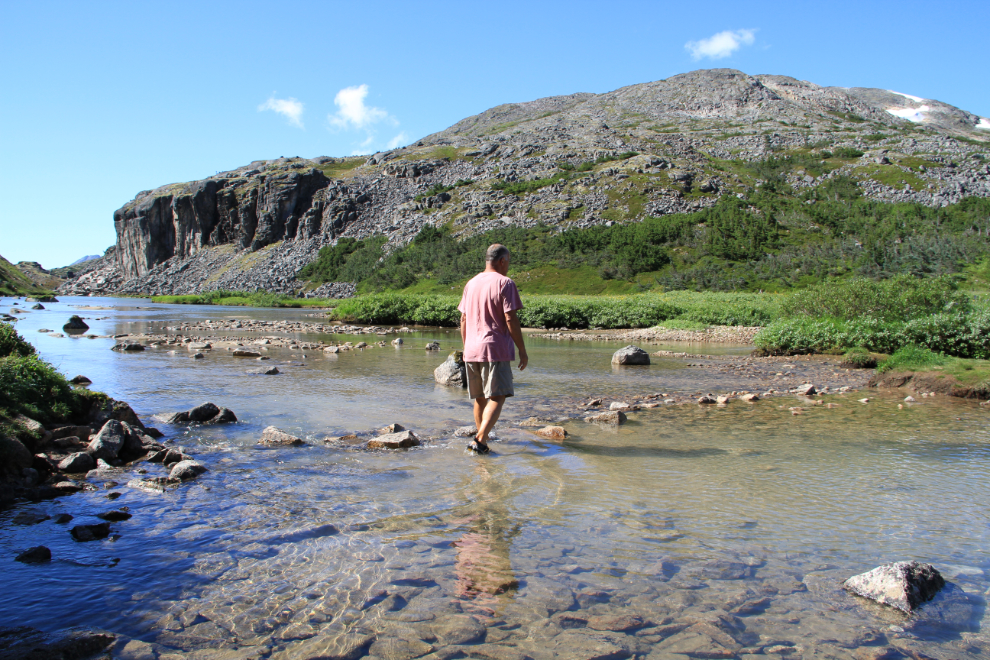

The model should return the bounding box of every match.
[485,244,510,274]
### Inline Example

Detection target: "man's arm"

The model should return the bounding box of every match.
[460,313,467,347]
[505,310,528,371]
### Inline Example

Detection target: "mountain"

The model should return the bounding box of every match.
[57,68,990,297]
[0,255,54,297]
[70,255,101,266]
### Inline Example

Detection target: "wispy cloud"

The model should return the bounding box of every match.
[387,131,409,149]
[329,84,394,130]
[258,96,304,128]
[685,29,756,60]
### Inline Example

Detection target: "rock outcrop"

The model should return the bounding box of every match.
[57,69,990,297]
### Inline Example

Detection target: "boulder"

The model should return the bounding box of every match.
[425,341,440,351]
[454,425,478,437]
[794,383,817,396]
[232,349,261,357]
[379,423,405,434]
[117,422,153,462]
[69,375,92,385]
[324,345,340,353]
[367,431,420,449]
[247,366,280,375]
[0,436,34,481]
[611,345,650,365]
[187,402,220,422]
[162,449,185,465]
[62,315,89,331]
[739,393,760,402]
[111,343,145,352]
[206,407,237,424]
[88,398,144,429]
[70,522,112,542]
[844,561,945,612]
[609,401,631,411]
[260,426,305,446]
[13,415,51,449]
[97,510,132,521]
[584,411,626,425]
[434,351,466,387]
[157,411,190,424]
[169,460,208,481]
[87,420,126,461]
[58,452,95,473]
[697,396,717,404]
[535,426,567,440]
[15,546,52,563]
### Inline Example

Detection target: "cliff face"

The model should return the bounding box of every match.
[59,69,990,297]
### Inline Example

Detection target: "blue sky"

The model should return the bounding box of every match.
[2,0,987,269]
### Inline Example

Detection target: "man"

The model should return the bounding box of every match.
[458,243,528,454]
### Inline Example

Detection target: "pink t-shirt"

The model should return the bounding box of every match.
[458,271,524,363]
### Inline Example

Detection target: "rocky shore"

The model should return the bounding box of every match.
[534,325,761,344]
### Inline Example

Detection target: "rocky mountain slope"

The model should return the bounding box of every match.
[58,68,990,297]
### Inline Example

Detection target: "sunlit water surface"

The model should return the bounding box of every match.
[1,297,988,659]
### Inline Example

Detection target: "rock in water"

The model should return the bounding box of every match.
[584,411,627,425]
[843,561,945,612]
[260,426,305,446]
[62,315,89,331]
[187,402,220,422]
[611,345,650,365]
[70,522,112,542]
[58,452,95,473]
[434,351,466,387]
[87,420,126,461]
[15,546,52,563]
[535,425,567,440]
[207,407,237,424]
[69,375,92,385]
[367,431,420,449]
[169,460,208,481]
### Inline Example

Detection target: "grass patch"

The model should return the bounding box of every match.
[317,157,365,178]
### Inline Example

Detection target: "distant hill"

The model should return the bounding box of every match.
[58,68,990,297]
[0,255,53,297]
[71,255,101,266]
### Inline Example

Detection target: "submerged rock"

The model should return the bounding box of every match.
[584,411,626,425]
[843,561,945,612]
[535,425,567,440]
[611,345,650,365]
[15,546,52,563]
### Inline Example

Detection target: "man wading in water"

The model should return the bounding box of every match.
[458,244,528,454]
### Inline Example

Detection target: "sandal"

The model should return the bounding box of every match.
[467,440,491,454]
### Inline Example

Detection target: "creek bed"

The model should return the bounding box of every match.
[1,296,988,659]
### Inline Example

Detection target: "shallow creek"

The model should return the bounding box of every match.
[1,297,988,659]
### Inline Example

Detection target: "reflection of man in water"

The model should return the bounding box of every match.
[458,244,528,454]
[452,464,518,605]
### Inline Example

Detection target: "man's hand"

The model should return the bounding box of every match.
[518,350,528,371]
[505,310,528,371]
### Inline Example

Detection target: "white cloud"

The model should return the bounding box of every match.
[329,84,393,130]
[387,131,409,149]
[685,29,756,60]
[258,96,304,128]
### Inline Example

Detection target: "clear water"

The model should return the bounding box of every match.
[1,297,988,659]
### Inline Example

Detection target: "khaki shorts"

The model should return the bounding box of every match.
[466,361,514,399]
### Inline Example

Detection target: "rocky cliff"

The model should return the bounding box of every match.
[58,69,990,297]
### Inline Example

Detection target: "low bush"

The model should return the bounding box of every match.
[877,345,948,373]
[840,347,878,369]
[783,275,966,322]
[0,323,35,358]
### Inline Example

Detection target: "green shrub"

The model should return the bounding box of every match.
[0,323,35,358]
[754,317,847,355]
[783,275,965,322]
[878,345,948,373]
[832,147,864,158]
[0,355,78,423]
[329,293,418,325]
[840,347,878,369]
[411,297,460,327]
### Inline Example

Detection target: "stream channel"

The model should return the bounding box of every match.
[1,297,989,660]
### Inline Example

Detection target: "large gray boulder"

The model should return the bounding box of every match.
[58,452,95,473]
[843,561,945,612]
[87,420,126,461]
[434,351,466,387]
[367,431,420,450]
[611,345,650,365]
[169,460,208,481]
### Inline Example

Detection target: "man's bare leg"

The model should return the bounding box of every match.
[473,397,487,433]
[476,395,506,445]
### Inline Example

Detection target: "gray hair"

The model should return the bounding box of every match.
[485,244,510,263]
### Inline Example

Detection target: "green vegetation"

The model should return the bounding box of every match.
[414,179,473,202]
[0,254,53,297]
[840,346,879,369]
[317,157,365,178]
[875,346,990,395]
[151,290,329,308]
[0,323,106,442]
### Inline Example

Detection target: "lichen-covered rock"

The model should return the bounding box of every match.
[611,345,650,365]
[843,561,945,612]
